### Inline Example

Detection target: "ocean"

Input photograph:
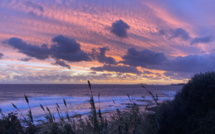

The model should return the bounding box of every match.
[0,84,183,122]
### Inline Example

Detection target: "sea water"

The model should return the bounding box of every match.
[0,84,182,122]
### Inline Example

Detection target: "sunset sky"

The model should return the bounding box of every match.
[0,0,215,84]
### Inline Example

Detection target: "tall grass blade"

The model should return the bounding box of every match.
[56,108,63,121]
[12,103,19,110]
[24,94,29,104]
[0,108,6,119]
[88,80,91,89]
[11,103,29,123]
[40,104,45,111]
[127,94,131,102]
[141,85,159,105]
[156,93,158,101]
[63,98,67,107]
[53,115,55,121]
[88,80,100,133]
[98,92,100,100]
[28,109,33,123]
[46,107,51,113]
[56,103,60,109]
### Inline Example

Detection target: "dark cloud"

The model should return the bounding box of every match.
[20,57,31,62]
[91,47,116,65]
[50,35,90,62]
[169,28,190,40]
[91,65,141,74]
[111,19,130,38]
[52,60,71,69]
[121,48,167,67]
[121,48,215,79]
[0,53,4,59]
[190,35,212,45]
[5,37,50,59]
[161,28,212,45]
[25,1,44,12]
[5,35,90,67]
[160,54,215,73]
[98,47,116,64]
[52,35,81,54]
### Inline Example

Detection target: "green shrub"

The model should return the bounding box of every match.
[156,72,215,134]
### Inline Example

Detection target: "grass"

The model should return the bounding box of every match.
[1,72,215,133]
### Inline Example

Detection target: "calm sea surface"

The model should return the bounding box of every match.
[0,84,183,122]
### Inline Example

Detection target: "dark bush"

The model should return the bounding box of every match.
[0,112,23,134]
[157,72,215,134]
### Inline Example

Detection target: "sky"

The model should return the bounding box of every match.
[0,0,215,84]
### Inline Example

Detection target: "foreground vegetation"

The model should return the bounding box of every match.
[1,72,215,134]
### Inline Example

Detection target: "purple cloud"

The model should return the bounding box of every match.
[5,37,50,59]
[50,35,90,62]
[121,48,215,79]
[169,28,190,40]
[111,20,130,38]
[121,48,167,67]
[190,35,212,45]
[52,59,71,69]
[90,47,116,65]
[161,28,212,45]
[5,35,90,68]
[20,57,31,62]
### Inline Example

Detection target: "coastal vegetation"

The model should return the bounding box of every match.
[1,72,215,134]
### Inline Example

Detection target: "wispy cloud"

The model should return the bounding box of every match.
[91,65,141,74]
[1,0,215,83]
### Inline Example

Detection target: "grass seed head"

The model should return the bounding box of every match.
[88,80,91,89]
[24,94,29,104]
[12,103,19,110]
[40,104,45,111]
[63,98,67,107]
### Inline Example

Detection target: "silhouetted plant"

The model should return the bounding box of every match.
[88,80,100,133]
[156,72,215,134]
[10,95,38,133]
[0,111,23,134]
[142,85,159,105]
